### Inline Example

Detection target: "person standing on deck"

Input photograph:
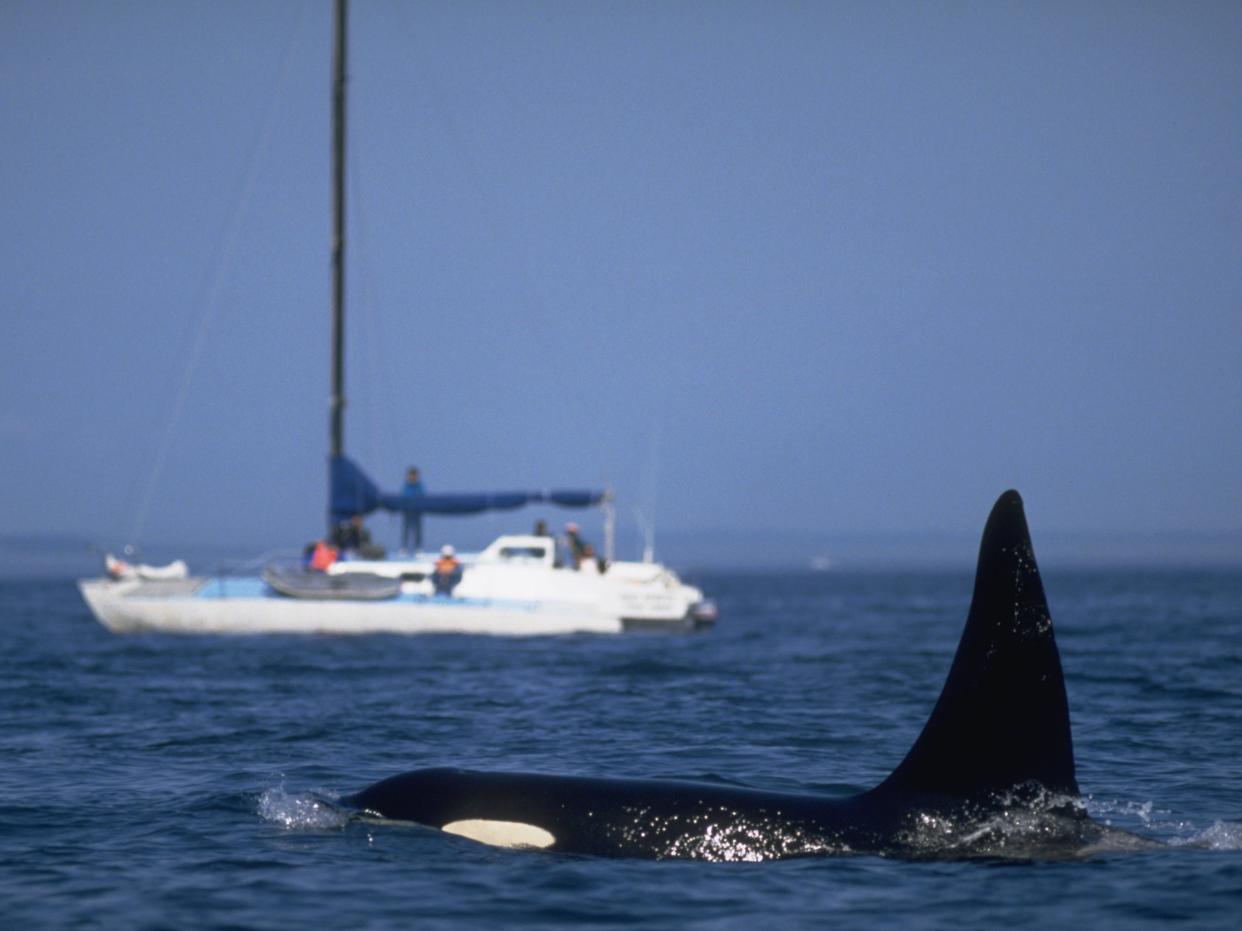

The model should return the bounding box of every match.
[564,522,605,573]
[564,522,589,568]
[401,466,425,553]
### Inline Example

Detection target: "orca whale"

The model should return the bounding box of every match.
[345,491,1145,860]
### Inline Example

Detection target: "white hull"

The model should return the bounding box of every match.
[79,578,626,636]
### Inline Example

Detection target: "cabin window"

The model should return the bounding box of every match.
[499,546,546,560]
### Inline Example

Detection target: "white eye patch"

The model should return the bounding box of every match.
[441,819,556,849]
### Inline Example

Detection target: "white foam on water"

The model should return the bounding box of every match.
[1177,820,1242,851]
[1086,796,1166,824]
[257,786,350,830]
[1087,797,1242,850]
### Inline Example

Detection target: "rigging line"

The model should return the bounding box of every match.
[127,3,310,547]
[349,115,402,481]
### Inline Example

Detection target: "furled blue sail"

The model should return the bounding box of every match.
[329,455,605,523]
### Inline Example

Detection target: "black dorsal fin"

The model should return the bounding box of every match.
[875,490,1079,800]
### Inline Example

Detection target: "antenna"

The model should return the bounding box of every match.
[602,490,615,564]
[633,508,656,564]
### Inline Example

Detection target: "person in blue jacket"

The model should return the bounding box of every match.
[401,466,425,553]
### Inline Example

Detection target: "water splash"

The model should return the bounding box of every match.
[257,786,350,830]
[894,787,1112,859]
[1086,796,1164,824]
[1087,797,1241,850]
[1178,820,1242,851]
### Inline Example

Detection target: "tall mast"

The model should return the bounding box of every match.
[328,0,347,525]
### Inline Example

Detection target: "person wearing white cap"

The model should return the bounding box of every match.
[432,544,462,596]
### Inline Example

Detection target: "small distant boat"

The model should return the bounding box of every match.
[77,0,714,636]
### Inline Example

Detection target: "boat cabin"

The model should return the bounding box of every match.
[476,535,557,568]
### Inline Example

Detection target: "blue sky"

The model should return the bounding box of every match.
[2,1,1240,561]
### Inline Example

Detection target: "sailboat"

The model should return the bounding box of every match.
[78,0,714,636]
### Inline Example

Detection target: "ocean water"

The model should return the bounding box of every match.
[2,568,1239,929]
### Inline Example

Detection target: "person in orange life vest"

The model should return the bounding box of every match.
[303,540,339,572]
[432,544,462,596]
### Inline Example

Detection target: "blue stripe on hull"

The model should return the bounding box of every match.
[191,577,543,612]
